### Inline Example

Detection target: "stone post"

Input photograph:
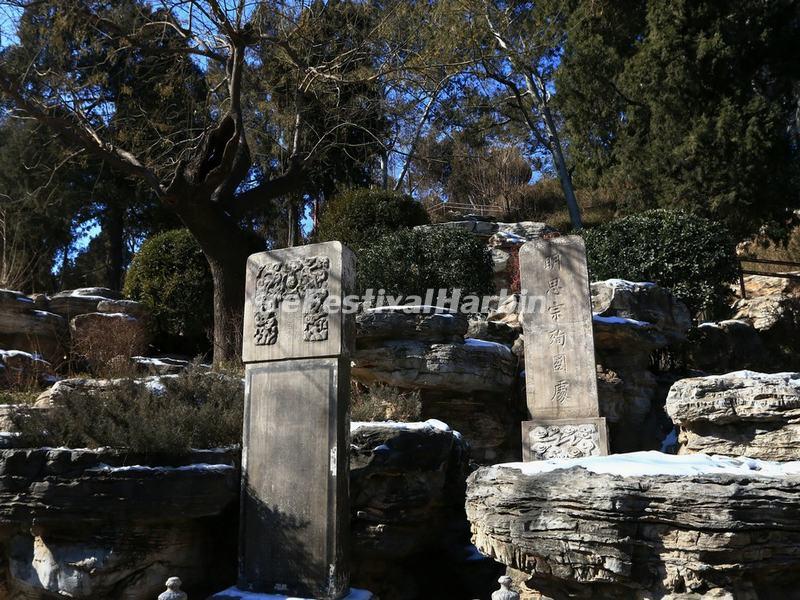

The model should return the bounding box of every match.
[212,242,367,600]
[518,235,609,461]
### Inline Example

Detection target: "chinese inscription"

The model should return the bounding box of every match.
[253,256,330,345]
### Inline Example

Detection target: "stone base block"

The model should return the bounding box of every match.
[209,587,373,600]
[521,417,609,461]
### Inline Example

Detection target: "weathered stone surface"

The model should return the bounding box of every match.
[239,242,355,600]
[0,290,67,367]
[466,318,519,347]
[466,452,800,598]
[667,371,800,460]
[350,420,471,600]
[49,288,121,320]
[96,299,148,319]
[357,308,467,344]
[0,349,57,388]
[688,320,768,373]
[131,356,211,376]
[591,279,691,343]
[0,422,476,600]
[33,374,241,410]
[0,448,239,600]
[486,294,522,330]
[519,236,600,421]
[352,338,516,394]
[415,220,557,241]
[738,273,800,299]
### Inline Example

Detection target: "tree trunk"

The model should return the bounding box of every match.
[171,195,260,366]
[105,200,125,291]
[541,105,583,230]
[207,250,250,366]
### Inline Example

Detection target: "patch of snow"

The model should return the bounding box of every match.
[463,338,514,354]
[490,451,800,478]
[89,463,234,474]
[698,322,722,329]
[710,371,800,386]
[600,279,657,290]
[351,419,453,434]
[494,231,527,244]
[31,310,57,319]
[592,314,652,327]
[211,587,373,600]
[143,379,167,395]
[86,312,137,321]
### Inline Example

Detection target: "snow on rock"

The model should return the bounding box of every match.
[211,587,373,600]
[592,314,652,327]
[467,448,800,597]
[487,450,800,479]
[350,418,452,435]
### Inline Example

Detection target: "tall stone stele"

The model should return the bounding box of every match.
[212,242,361,600]
[518,235,609,461]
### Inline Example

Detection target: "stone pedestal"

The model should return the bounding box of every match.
[518,236,608,460]
[223,242,357,600]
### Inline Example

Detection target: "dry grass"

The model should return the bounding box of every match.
[70,313,149,377]
[13,362,244,454]
[351,382,422,422]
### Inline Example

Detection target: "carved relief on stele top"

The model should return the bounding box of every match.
[527,423,601,460]
[252,256,330,345]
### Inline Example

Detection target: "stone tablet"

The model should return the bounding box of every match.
[242,242,355,363]
[232,242,356,600]
[518,236,608,460]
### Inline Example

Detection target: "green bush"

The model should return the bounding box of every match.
[316,188,430,251]
[124,229,213,355]
[13,364,244,453]
[583,209,739,315]
[357,226,495,301]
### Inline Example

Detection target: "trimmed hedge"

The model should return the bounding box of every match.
[124,229,213,355]
[357,226,495,301]
[316,188,430,251]
[583,209,739,315]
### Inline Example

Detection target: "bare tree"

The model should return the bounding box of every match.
[0,0,400,363]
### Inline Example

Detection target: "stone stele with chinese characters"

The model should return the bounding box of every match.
[518,235,609,461]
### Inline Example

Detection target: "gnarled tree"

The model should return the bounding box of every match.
[0,0,395,363]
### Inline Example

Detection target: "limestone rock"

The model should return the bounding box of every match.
[96,299,148,319]
[132,356,210,376]
[486,294,522,329]
[466,318,519,347]
[49,288,121,321]
[0,349,57,388]
[0,289,68,366]
[0,447,239,599]
[591,279,691,343]
[415,220,557,241]
[737,273,800,299]
[356,308,467,344]
[666,370,800,460]
[466,452,800,598]
[352,338,516,394]
[350,420,470,599]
